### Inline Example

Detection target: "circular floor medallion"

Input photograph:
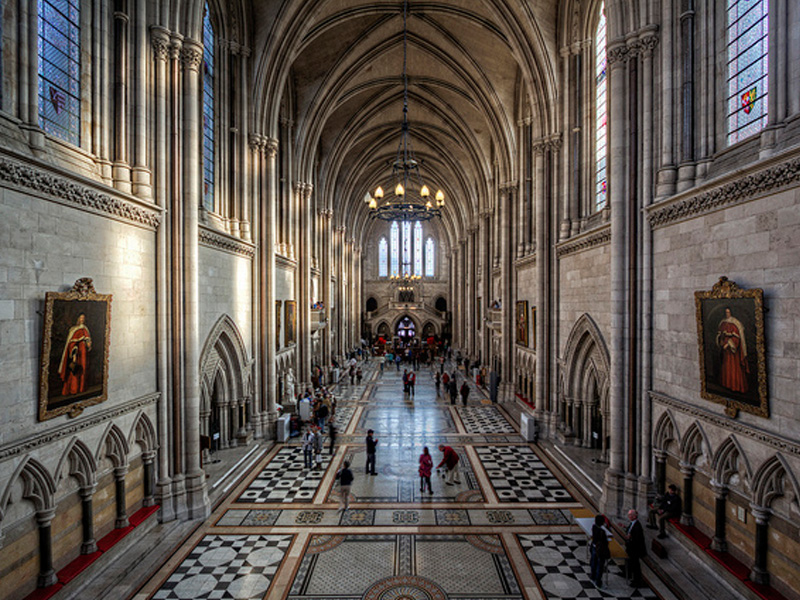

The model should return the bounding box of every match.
[363,575,447,600]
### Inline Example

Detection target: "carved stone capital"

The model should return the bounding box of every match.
[607,41,629,65]
[181,44,203,72]
[639,31,659,58]
[151,26,171,61]
[265,138,279,158]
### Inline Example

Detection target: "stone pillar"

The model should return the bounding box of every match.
[264,138,279,435]
[36,508,57,588]
[481,212,492,364]
[680,462,694,527]
[676,2,696,192]
[499,183,515,399]
[299,184,314,385]
[79,485,97,554]
[114,466,129,528]
[710,482,728,553]
[750,506,770,586]
[321,209,333,365]
[653,450,667,495]
[466,228,476,353]
[181,39,209,519]
[132,0,152,199]
[533,142,546,419]
[142,451,156,507]
[151,25,174,521]
[113,3,132,193]
[20,0,46,151]
[656,0,677,198]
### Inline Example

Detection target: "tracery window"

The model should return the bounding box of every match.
[414,222,423,276]
[38,0,81,145]
[594,4,608,211]
[402,221,412,275]
[726,0,769,144]
[378,237,388,277]
[202,3,215,211]
[425,237,435,277]
[390,222,400,277]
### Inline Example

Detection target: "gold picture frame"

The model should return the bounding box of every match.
[276,300,282,349]
[285,300,297,345]
[531,306,537,350]
[516,300,528,347]
[695,276,767,418]
[39,278,112,420]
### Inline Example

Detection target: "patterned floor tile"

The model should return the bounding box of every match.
[152,535,291,600]
[476,445,574,502]
[236,447,331,503]
[518,533,658,599]
[457,406,516,434]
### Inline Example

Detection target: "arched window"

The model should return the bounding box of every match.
[390,222,400,276]
[38,0,81,145]
[378,237,388,277]
[202,3,215,212]
[594,4,608,211]
[414,222,423,276]
[425,237,435,277]
[402,221,412,275]
[726,0,768,144]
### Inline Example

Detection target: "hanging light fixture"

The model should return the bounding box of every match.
[365,0,445,221]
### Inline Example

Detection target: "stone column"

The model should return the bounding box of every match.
[113,3,132,193]
[36,508,57,588]
[181,40,209,519]
[132,0,152,198]
[299,184,314,385]
[20,0,46,151]
[142,451,156,507]
[114,466,129,528]
[79,485,97,554]
[499,183,515,400]
[151,25,174,521]
[481,212,492,364]
[710,481,728,553]
[321,209,333,365]
[653,449,667,495]
[533,142,546,419]
[679,462,694,527]
[263,139,279,434]
[750,506,770,585]
[466,228,476,353]
[656,0,677,198]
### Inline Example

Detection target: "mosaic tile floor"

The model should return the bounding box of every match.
[137,360,662,600]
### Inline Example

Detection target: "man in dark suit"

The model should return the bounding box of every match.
[624,509,647,588]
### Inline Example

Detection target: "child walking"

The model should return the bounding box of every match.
[419,446,433,495]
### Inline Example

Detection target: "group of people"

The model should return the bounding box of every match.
[589,485,682,590]
[402,369,416,395]
[435,371,471,405]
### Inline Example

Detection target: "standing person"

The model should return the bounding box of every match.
[434,371,441,397]
[590,514,611,589]
[460,380,470,406]
[365,429,378,475]
[302,426,314,469]
[395,353,402,371]
[316,400,329,433]
[419,446,433,494]
[716,307,749,393]
[624,509,647,588]
[349,365,356,385]
[312,426,324,470]
[356,366,363,384]
[402,369,409,394]
[328,418,337,455]
[58,313,92,396]
[436,444,461,485]
[335,460,354,512]
[448,376,458,405]
[408,371,416,397]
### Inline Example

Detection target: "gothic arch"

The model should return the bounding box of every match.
[1,457,57,515]
[55,438,97,491]
[711,436,752,489]
[680,422,711,469]
[752,455,800,512]
[653,411,680,455]
[200,314,251,405]
[562,314,610,401]
[97,423,130,470]
[130,412,157,455]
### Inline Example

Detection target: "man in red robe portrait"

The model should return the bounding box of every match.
[716,307,748,394]
[58,313,92,396]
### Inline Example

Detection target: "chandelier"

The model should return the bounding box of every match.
[365,0,445,222]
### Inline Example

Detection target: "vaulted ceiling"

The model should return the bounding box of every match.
[249,0,561,247]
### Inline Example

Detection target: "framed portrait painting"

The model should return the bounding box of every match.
[516,300,528,347]
[285,300,297,345]
[695,276,767,418]
[39,278,112,420]
[531,306,537,350]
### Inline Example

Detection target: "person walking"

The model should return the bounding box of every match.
[356,366,363,385]
[624,509,647,588]
[434,371,441,397]
[448,376,458,405]
[328,418,337,455]
[590,514,611,589]
[460,380,470,406]
[336,460,354,511]
[312,426,324,470]
[402,369,409,394]
[365,429,378,475]
[395,353,402,371]
[436,444,461,485]
[316,400,329,433]
[408,371,416,397]
[419,446,433,494]
[302,426,314,469]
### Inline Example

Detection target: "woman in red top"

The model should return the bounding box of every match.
[419,447,433,494]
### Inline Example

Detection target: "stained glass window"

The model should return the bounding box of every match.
[390,222,400,276]
[38,0,81,146]
[726,0,769,144]
[425,237,435,277]
[414,222,423,276]
[594,4,608,211]
[402,221,412,275]
[202,3,215,211]
[378,237,388,277]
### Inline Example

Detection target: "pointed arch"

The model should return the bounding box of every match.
[55,438,97,490]
[680,422,710,468]
[200,314,251,404]
[1,457,57,514]
[130,411,158,455]
[97,423,130,469]
[653,410,680,454]
[562,314,610,402]
[711,436,752,488]
[752,455,800,510]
